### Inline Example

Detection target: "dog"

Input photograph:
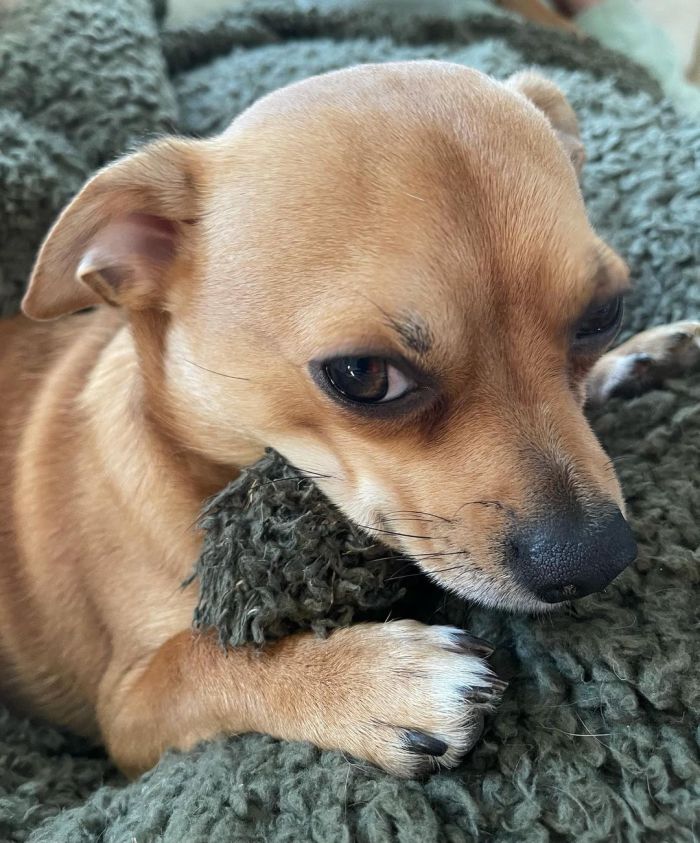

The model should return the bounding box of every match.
[1,62,698,779]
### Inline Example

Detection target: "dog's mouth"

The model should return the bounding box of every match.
[371,501,637,612]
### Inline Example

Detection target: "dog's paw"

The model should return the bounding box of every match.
[314,620,506,777]
[587,321,700,407]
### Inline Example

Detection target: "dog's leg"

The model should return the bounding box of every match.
[586,321,700,407]
[97,621,504,778]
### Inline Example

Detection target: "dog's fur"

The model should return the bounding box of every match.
[0,62,696,778]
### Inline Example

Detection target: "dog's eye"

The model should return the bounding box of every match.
[322,356,414,403]
[574,295,623,342]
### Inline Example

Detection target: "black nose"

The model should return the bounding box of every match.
[506,505,637,603]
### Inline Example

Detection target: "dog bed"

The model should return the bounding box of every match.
[0,0,698,840]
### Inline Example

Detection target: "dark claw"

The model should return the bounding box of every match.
[468,689,494,705]
[470,687,503,704]
[448,631,495,657]
[463,678,508,705]
[400,729,449,757]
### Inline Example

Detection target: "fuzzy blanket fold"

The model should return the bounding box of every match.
[0,1,698,841]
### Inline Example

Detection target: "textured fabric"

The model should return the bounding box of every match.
[0,0,698,841]
[190,450,408,646]
[0,0,177,316]
[577,0,700,117]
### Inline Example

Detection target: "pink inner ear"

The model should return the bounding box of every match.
[124,213,177,261]
[77,213,178,305]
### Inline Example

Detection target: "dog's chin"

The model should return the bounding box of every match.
[418,563,565,615]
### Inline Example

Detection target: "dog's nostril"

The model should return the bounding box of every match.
[506,504,637,603]
[506,538,522,563]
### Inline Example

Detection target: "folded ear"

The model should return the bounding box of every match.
[506,71,585,177]
[22,138,201,321]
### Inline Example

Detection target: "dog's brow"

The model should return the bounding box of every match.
[590,252,631,298]
[386,313,433,355]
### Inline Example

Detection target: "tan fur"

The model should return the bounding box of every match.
[0,62,670,777]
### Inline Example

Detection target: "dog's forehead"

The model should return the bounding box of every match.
[228,61,505,129]
[224,61,571,176]
[198,62,603,349]
[209,65,586,246]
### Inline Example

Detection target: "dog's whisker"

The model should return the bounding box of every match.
[359,549,465,567]
[291,463,348,484]
[386,509,454,524]
[183,358,253,382]
[295,469,338,481]
[247,471,340,491]
[184,513,205,536]
[383,510,454,525]
[382,560,422,579]
[452,499,516,520]
[609,455,637,467]
[381,516,439,526]
[387,562,467,582]
[356,524,432,540]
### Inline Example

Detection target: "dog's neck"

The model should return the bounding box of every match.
[80,313,238,575]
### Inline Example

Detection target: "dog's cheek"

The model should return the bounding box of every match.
[268,436,399,538]
[267,435,351,496]
[161,328,269,463]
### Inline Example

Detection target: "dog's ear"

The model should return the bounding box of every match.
[506,71,585,177]
[22,138,201,321]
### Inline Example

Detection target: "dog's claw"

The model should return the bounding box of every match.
[465,678,508,705]
[448,631,495,657]
[490,678,509,695]
[401,729,449,757]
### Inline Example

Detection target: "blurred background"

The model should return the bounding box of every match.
[168,0,700,112]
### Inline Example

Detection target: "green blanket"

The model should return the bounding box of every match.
[0,1,698,840]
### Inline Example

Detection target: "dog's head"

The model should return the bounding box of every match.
[23,62,636,610]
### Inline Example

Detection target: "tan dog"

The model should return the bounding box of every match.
[0,62,697,779]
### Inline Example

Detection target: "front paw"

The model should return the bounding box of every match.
[312,620,506,777]
[587,321,700,406]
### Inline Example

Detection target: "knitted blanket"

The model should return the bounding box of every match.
[0,1,698,840]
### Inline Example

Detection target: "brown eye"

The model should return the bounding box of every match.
[322,356,413,403]
[575,295,623,342]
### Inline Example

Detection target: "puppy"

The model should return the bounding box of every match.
[0,62,697,779]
